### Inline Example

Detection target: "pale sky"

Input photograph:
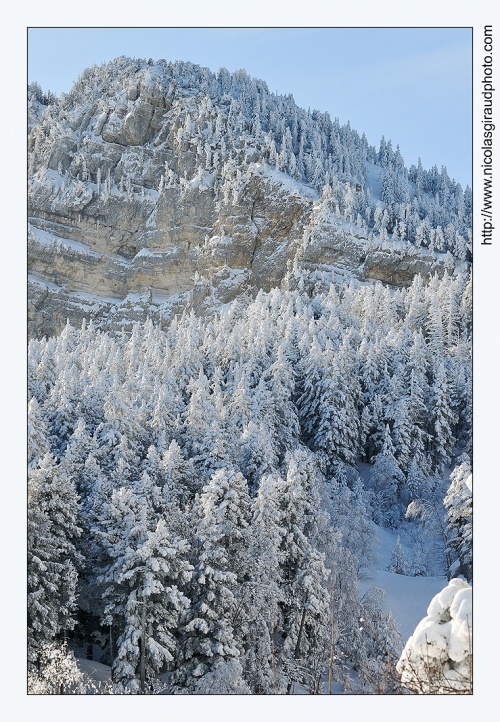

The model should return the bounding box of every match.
[27,27,472,188]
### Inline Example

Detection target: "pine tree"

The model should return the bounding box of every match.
[406,330,431,441]
[362,393,388,462]
[238,418,278,492]
[94,475,192,692]
[448,342,472,460]
[265,342,301,460]
[370,426,404,528]
[328,470,376,576]
[297,340,359,468]
[183,369,229,480]
[61,417,99,501]
[45,363,81,458]
[275,450,332,691]
[28,396,50,468]
[391,397,413,477]
[429,361,456,474]
[444,456,472,582]
[388,536,407,574]
[426,292,445,355]
[158,439,201,510]
[247,471,288,693]
[405,276,428,332]
[171,467,252,694]
[28,453,82,666]
[405,457,425,504]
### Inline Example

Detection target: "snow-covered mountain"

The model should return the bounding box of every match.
[27,58,472,696]
[28,57,471,338]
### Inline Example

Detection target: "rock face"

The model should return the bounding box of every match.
[28,59,469,339]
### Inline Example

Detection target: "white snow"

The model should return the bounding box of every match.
[75,657,111,684]
[28,272,62,292]
[67,290,122,306]
[134,246,181,258]
[28,223,100,258]
[188,169,214,189]
[359,525,448,643]
[254,162,319,199]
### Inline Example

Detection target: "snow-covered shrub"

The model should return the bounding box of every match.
[404,548,428,577]
[396,578,472,693]
[27,642,111,694]
[186,659,250,694]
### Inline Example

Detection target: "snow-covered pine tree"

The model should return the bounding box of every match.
[297,339,359,468]
[388,536,407,575]
[238,418,279,492]
[94,474,192,692]
[264,342,301,461]
[274,449,332,692]
[246,471,288,693]
[45,363,81,458]
[391,395,413,468]
[369,425,404,528]
[158,439,201,511]
[28,396,50,468]
[182,369,230,480]
[444,456,472,582]
[429,360,456,474]
[28,453,82,667]
[171,467,252,694]
[327,467,376,576]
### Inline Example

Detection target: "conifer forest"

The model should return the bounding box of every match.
[27,56,472,695]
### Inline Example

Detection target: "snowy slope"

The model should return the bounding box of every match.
[359,526,447,643]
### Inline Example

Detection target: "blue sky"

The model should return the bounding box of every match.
[28,27,472,187]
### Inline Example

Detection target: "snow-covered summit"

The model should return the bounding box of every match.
[28,57,471,338]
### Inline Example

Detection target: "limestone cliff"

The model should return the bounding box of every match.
[28,58,470,338]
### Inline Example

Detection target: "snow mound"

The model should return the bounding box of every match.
[396,578,472,693]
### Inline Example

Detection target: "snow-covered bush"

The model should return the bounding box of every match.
[396,578,472,693]
[27,642,112,694]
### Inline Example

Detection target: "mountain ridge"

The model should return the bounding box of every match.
[28,57,471,338]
